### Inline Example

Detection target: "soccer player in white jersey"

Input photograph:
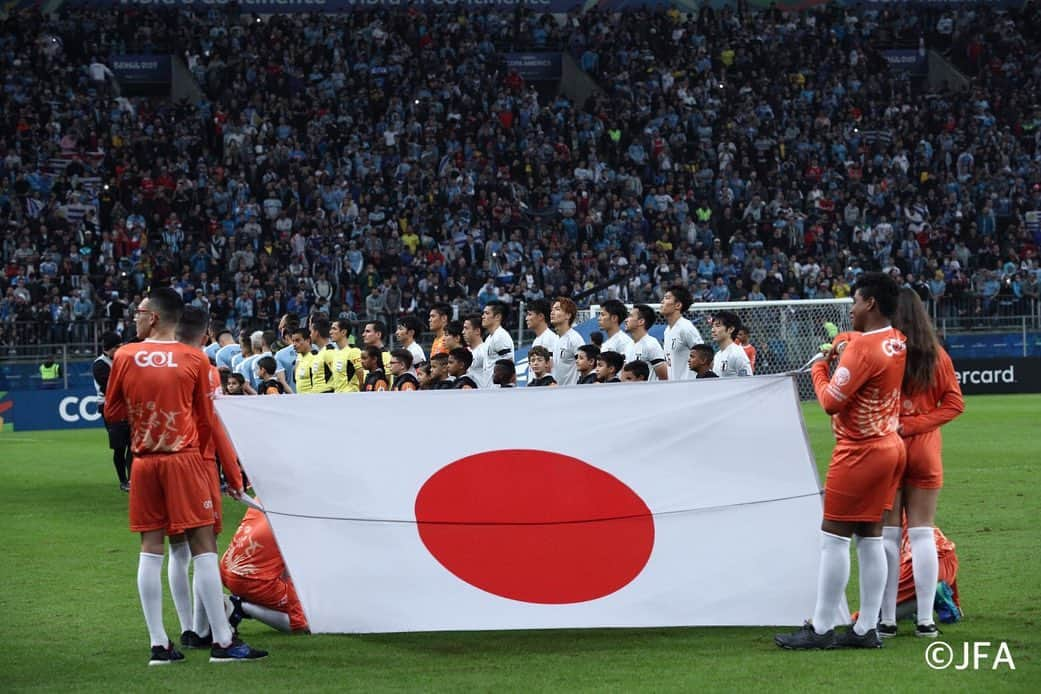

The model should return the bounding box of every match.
[624,304,668,380]
[549,296,584,386]
[481,301,515,387]
[710,310,753,377]
[598,299,635,356]
[661,285,704,381]
[526,299,558,354]
[395,315,427,368]
[463,313,489,388]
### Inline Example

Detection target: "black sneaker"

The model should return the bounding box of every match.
[775,622,836,650]
[120,482,130,493]
[149,642,186,666]
[209,639,268,663]
[877,622,898,638]
[916,623,940,639]
[226,594,247,630]
[834,626,883,649]
[180,630,213,649]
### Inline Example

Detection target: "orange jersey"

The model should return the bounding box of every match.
[812,326,907,442]
[430,334,448,358]
[741,343,756,372]
[105,340,216,456]
[221,507,285,583]
[899,347,964,437]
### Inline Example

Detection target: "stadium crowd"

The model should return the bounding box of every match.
[2,3,1041,349]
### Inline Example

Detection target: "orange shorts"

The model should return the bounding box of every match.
[221,572,308,632]
[129,449,218,535]
[823,434,907,522]
[902,430,943,489]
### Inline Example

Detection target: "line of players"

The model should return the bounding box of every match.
[208,286,756,398]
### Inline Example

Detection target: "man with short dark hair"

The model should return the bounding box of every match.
[94,331,131,491]
[429,303,452,357]
[443,320,465,352]
[482,301,515,387]
[329,319,363,393]
[463,313,488,388]
[526,299,557,355]
[362,320,393,385]
[598,299,634,356]
[625,304,668,380]
[291,327,315,394]
[395,315,427,368]
[104,288,266,665]
[710,311,752,377]
[661,285,704,381]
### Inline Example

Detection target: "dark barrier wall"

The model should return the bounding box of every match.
[951,358,1041,396]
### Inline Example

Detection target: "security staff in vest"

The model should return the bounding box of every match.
[39,355,62,389]
[93,332,132,492]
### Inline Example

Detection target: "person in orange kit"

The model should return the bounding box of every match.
[104,288,267,665]
[776,272,907,650]
[220,507,310,634]
[878,288,964,638]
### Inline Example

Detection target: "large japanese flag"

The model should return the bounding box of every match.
[216,375,838,633]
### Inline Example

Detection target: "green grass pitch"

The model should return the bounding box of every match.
[1,395,1038,692]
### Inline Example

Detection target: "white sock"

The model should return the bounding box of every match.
[854,536,887,636]
[167,542,193,634]
[192,552,234,647]
[909,526,939,626]
[880,526,902,626]
[137,552,168,648]
[243,601,292,633]
[812,532,851,634]
[192,569,211,638]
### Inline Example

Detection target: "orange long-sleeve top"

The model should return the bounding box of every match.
[898,346,964,437]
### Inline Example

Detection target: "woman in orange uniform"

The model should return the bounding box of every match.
[879,288,964,638]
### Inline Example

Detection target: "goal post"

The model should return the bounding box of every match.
[578,298,854,399]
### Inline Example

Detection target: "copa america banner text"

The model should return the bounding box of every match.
[216,375,841,633]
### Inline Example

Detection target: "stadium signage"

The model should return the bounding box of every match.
[952,358,1041,395]
[503,53,562,81]
[99,0,564,9]
[881,49,927,75]
[110,54,172,97]
[0,388,105,432]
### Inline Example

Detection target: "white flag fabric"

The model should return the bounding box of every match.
[216,375,838,634]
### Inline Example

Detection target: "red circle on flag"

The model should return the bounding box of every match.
[414,449,655,604]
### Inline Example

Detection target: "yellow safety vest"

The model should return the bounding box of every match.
[40,363,60,381]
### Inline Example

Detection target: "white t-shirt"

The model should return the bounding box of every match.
[601,329,634,358]
[483,326,515,386]
[406,341,426,368]
[532,328,558,354]
[663,317,704,381]
[713,342,752,377]
[468,342,489,389]
[625,334,667,381]
[552,328,584,387]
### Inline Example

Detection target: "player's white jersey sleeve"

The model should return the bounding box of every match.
[665,318,703,381]
[485,327,515,363]
[602,330,634,357]
[637,335,667,381]
[713,343,752,377]
[469,342,489,388]
[552,329,584,386]
[407,342,426,367]
[532,329,558,354]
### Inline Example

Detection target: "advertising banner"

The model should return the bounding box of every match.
[110,54,172,97]
[0,388,104,432]
[951,357,1041,395]
[503,53,562,81]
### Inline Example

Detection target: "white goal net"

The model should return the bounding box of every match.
[578,298,854,400]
